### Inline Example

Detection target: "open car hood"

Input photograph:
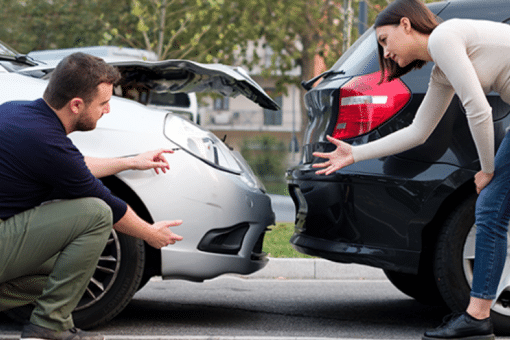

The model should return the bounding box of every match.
[20,59,279,111]
[113,60,279,111]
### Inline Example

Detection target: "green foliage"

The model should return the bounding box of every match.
[100,0,261,62]
[264,182,289,196]
[0,0,443,80]
[0,0,134,53]
[241,134,287,190]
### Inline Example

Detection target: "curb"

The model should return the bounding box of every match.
[237,258,387,280]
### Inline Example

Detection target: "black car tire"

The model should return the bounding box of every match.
[4,230,145,329]
[383,269,444,306]
[433,193,510,334]
[433,195,475,315]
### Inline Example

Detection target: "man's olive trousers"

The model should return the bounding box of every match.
[0,198,112,331]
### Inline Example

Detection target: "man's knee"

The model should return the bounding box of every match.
[82,197,112,221]
[77,197,113,234]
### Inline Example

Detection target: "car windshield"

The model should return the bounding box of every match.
[330,26,379,75]
[0,41,38,72]
[0,41,17,57]
[149,92,191,108]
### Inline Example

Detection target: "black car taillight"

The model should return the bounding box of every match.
[333,71,411,140]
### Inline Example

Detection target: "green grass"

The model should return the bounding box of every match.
[262,222,315,258]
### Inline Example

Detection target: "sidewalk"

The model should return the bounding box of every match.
[238,258,387,280]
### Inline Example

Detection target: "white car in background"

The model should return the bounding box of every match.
[1,44,278,328]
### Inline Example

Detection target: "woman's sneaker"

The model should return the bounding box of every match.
[20,323,104,340]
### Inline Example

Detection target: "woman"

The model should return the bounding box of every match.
[313,0,510,339]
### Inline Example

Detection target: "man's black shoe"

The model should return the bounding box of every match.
[423,312,494,340]
[20,322,104,340]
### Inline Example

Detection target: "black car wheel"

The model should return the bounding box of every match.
[383,269,444,306]
[434,194,510,334]
[73,230,145,329]
[4,230,145,329]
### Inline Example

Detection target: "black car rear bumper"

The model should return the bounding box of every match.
[290,232,421,273]
[287,158,475,274]
[288,181,421,273]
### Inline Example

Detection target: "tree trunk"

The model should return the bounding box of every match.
[157,0,167,59]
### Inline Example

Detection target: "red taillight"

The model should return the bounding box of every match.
[333,71,411,140]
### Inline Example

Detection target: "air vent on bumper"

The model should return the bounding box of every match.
[198,223,250,254]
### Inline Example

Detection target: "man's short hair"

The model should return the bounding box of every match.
[43,52,121,110]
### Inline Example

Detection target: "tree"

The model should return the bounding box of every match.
[101,0,403,85]
[101,0,263,63]
[0,0,133,53]
[1,0,439,85]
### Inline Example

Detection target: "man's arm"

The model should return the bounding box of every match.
[87,148,183,249]
[114,205,183,249]
[85,149,174,178]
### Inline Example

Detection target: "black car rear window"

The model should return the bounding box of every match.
[330,27,379,76]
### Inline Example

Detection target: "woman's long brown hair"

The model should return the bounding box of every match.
[375,0,439,84]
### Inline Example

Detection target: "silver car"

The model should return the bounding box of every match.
[0,44,277,328]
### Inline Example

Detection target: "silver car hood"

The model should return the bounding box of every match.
[20,59,280,111]
[113,60,279,110]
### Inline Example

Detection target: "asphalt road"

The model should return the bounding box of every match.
[0,276,448,340]
[4,269,510,340]
[0,262,490,340]
[3,197,510,340]
[268,194,294,223]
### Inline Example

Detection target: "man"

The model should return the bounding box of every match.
[0,52,183,340]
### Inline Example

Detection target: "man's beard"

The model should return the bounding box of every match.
[74,114,97,132]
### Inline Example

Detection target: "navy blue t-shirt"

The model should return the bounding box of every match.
[0,98,127,223]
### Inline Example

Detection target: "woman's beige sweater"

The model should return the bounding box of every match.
[352,19,510,174]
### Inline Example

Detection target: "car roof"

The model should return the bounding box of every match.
[440,0,510,21]
[27,46,158,62]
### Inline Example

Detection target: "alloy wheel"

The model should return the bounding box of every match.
[463,225,510,315]
[75,230,121,311]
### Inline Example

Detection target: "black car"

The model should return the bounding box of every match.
[287,0,510,333]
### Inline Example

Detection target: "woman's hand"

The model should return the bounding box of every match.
[474,171,494,194]
[312,135,354,175]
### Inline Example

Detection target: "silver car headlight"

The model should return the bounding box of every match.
[164,113,264,191]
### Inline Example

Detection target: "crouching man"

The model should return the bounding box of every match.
[0,53,183,340]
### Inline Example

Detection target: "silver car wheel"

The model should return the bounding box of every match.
[463,224,510,316]
[75,230,121,311]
